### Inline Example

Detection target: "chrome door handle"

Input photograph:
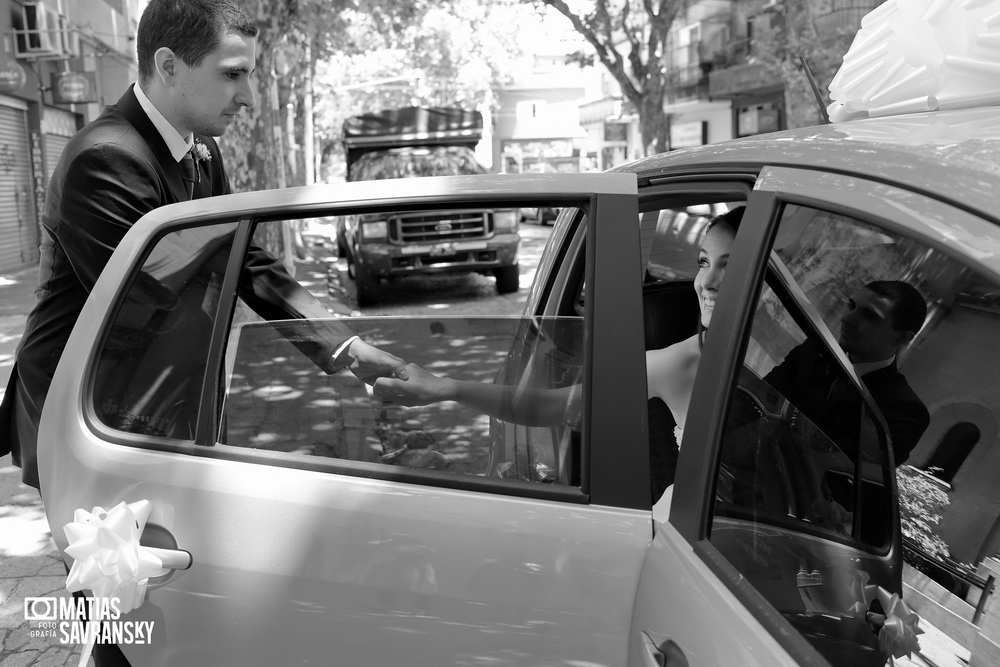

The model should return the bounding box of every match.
[145,546,192,570]
[641,632,689,667]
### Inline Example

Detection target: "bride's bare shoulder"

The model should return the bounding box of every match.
[646,333,701,373]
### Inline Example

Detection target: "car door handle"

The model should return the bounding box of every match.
[145,546,192,570]
[641,632,689,667]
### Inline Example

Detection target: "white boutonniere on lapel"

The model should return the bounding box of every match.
[189,139,212,183]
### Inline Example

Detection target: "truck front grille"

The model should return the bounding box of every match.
[390,210,492,243]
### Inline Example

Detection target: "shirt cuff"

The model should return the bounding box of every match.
[330,335,360,372]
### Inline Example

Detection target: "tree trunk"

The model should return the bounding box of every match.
[637,84,668,157]
[221,1,293,263]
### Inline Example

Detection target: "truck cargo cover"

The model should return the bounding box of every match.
[343,106,483,170]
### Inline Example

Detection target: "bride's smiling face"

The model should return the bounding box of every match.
[694,223,735,328]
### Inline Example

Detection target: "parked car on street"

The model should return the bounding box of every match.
[519,205,559,225]
[37,103,1000,666]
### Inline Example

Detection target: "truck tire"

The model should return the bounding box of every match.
[354,260,378,307]
[494,265,520,294]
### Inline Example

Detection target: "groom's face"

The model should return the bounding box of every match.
[174,29,256,137]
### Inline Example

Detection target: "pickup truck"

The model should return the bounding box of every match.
[339,106,520,305]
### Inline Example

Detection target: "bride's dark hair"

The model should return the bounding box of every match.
[698,205,746,349]
[706,204,745,235]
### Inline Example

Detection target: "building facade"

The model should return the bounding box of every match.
[492,52,592,175]
[1,0,138,273]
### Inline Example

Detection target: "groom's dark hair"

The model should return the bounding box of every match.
[137,0,258,84]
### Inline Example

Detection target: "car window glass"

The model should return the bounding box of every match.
[218,210,587,494]
[709,213,896,663]
[719,277,891,546]
[93,221,239,439]
[769,203,1000,664]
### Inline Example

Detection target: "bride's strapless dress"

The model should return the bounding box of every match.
[674,425,683,449]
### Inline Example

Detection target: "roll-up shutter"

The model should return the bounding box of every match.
[41,107,77,185]
[43,134,70,185]
[0,98,37,272]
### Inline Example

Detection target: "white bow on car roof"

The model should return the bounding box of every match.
[827,0,1000,122]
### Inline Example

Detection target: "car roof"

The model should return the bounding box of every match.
[615,107,1000,223]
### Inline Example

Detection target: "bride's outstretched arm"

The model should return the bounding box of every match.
[374,363,577,427]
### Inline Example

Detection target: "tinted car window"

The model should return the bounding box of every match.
[94,222,239,438]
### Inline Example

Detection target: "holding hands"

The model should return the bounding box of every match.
[374,363,454,406]
[375,362,576,427]
[344,339,410,385]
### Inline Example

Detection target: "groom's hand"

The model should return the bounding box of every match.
[345,339,408,385]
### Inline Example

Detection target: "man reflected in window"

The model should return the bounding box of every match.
[765,280,929,466]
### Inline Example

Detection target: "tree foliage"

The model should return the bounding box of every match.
[897,464,952,560]
[532,0,680,157]
[222,0,301,194]
[747,0,855,129]
[312,0,528,181]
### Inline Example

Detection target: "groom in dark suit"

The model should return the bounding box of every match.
[765,280,930,466]
[0,0,404,493]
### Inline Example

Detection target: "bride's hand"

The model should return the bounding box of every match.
[374,363,455,406]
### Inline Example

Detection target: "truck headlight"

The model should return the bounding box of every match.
[494,210,519,233]
[361,221,388,240]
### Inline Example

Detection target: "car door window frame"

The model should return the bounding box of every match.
[84,176,655,509]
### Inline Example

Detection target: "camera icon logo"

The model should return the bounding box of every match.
[24,597,57,621]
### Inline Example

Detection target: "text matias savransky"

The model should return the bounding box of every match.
[25,596,154,645]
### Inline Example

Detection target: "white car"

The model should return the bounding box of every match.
[38,104,1000,666]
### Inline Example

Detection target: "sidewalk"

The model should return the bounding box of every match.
[0,266,95,664]
[0,266,37,394]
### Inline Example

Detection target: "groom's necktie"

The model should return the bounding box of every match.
[180,151,196,199]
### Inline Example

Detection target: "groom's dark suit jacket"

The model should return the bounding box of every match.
[0,86,353,489]
[764,340,929,466]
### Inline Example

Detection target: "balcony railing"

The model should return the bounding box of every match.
[815,2,882,35]
[664,42,714,92]
[710,37,751,69]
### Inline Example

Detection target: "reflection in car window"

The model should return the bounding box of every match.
[723,279,892,543]
[94,222,239,439]
[711,268,894,664]
[767,202,1000,665]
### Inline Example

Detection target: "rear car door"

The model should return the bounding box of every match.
[38,174,661,666]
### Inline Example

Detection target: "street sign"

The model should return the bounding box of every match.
[0,53,27,93]
[51,71,96,104]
